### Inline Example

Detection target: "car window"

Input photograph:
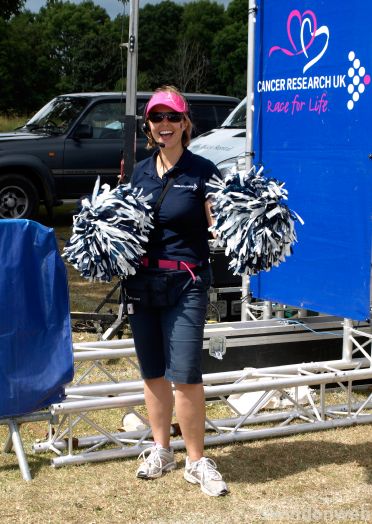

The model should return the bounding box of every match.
[25,96,89,135]
[189,103,216,136]
[80,101,125,139]
[215,104,237,124]
[221,98,246,128]
[136,99,148,136]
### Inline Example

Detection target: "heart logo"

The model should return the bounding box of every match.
[288,10,317,56]
[269,9,329,73]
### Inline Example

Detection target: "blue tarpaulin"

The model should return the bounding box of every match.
[0,219,74,418]
[251,0,372,320]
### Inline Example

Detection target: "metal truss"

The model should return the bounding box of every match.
[1,412,54,481]
[33,320,372,468]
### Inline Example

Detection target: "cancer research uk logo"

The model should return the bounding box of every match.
[257,9,370,114]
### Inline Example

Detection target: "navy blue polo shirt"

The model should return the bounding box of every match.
[131,148,220,264]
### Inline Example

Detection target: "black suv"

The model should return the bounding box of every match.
[0,92,239,219]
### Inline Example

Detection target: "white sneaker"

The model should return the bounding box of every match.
[136,444,176,479]
[184,456,228,496]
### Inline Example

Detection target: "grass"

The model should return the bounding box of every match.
[0,115,28,132]
[0,424,371,523]
[0,206,371,523]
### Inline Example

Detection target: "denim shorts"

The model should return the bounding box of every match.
[128,267,211,384]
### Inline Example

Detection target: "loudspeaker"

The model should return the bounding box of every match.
[210,247,241,288]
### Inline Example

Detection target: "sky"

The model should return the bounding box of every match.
[24,0,130,17]
[24,0,229,18]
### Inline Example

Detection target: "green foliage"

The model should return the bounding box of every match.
[0,13,54,114]
[36,1,113,92]
[138,1,183,88]
[0,0,24,20]
[0,0,250,114]
[180,0,226,92]
[212,21,248,98]
[181,0,226,52]
[226,0,249,25]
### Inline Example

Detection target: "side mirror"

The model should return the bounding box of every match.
[73,124,93,139]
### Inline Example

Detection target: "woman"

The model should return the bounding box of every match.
[127,85,228,497]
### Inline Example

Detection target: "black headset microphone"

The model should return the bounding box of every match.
[141,120,165,148]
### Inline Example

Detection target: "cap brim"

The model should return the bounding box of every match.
[146,92,188,115]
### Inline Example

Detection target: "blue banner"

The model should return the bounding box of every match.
[252,0,372,320]
[0,220,74,418]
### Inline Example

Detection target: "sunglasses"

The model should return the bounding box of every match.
[147,112,184,123]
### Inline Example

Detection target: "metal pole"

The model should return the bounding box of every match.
[123,0,139,180]
[50,413,372,468]
[263,300,272,320]
[245,0,257,173]
[51,368,372,415]
[241,0,258,321]
[342,318,354,362]
[8,420,32,481]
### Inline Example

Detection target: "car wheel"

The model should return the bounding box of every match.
[0,175,40,219]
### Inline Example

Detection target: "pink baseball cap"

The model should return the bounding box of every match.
[146,91,188,115]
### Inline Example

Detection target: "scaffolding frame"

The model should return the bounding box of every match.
[0,412,55,481]
[31,321,372,469]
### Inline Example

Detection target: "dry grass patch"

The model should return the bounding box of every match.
[0,425,371,523]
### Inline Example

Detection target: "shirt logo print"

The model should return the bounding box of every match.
[174,183,198,191]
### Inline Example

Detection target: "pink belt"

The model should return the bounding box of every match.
[141,257,198,270]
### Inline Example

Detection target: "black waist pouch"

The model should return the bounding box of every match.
[123,268,193,308]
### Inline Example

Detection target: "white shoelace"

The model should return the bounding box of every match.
[138,446,162,468]
[192,457,223,481]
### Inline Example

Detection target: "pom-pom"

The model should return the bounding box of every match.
[207,163,303,275]
[63,177,153,281]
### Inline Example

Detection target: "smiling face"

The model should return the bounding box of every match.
[148,104,186,151]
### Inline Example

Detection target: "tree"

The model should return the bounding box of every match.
[0,0,24,20]
[211,22,247,98]
[0,1,126,113]
[36,1,114,92]
[71,28,122,92]
[226,0,248,25]
[171,39,208,92]
[0,12,55,114]
[181,0,226,53]
[0,0,250,114]
[138,1,183,89]
[180,0,226,91]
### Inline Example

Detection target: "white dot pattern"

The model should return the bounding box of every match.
[347,50,369,110]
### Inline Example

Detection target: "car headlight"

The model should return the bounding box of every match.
[216,158,238,178]
[217,154,247,178]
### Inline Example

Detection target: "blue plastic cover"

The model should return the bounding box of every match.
[251,0,372,320]
[0,219,74,418]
